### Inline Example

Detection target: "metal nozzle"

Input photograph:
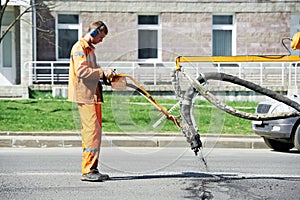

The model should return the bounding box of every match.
[191,134,202,156]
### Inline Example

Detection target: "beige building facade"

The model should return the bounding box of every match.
[1,1,300,98]
[36,1,300,62]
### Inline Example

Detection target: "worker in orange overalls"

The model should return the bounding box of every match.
[68,20,115,182]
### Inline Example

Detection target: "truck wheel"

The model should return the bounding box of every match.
[263,137,294,152]
[294,125,300,152]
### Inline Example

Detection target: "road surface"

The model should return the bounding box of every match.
[0,147,299,199]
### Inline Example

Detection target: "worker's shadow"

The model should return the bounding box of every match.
[109,171,300,182]
[109,172,225,181]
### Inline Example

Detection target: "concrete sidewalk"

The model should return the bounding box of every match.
[0,131,268,149]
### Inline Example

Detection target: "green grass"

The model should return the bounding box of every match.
[0,91,257,134]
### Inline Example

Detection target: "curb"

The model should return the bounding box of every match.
[0,132,268,149]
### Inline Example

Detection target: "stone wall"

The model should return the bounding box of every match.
[47,1,299,13]
[82,12,138,61]
[36,9,56,61]
[162,13,212,61]
[236,12,290,55]
[36,1,299,62]
[20,5,32,98]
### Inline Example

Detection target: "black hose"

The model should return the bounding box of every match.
[204,72,300,112]
[186,72,300,120]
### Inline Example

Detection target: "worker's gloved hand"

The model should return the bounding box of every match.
[104,69,116,79]
[102,69,116,85]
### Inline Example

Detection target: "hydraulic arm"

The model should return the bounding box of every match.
[106,32,300,156]
[173,32,300,155]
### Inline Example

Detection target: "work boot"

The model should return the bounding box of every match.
[81,169,110,182]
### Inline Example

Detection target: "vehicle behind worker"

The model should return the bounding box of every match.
[252,95,300,152]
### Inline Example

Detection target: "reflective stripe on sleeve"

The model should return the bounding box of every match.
[71,51,86,58]
[83,148,100,153]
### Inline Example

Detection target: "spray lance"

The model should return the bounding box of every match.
[104,71,181,128]
[102,70,203,156]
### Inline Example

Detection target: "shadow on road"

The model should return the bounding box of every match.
[110,172,218,181]
[110,171,300,182]
[109,172,300,200]
[108,172,256,182]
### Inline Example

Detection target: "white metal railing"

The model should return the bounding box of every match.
[25,60,300,88]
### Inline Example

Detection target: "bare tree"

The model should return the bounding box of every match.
[0,0,43,43]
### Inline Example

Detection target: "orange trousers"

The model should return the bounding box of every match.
[77,103,102,175]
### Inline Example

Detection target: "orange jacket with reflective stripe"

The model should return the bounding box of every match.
[291,32,300,50]
[68,37,103,104]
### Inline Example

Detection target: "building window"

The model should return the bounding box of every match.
[2,31,13,68]
[212,15,235,56]
[56,14,80,60]
[1,11,15,68]
[137,15,161,61]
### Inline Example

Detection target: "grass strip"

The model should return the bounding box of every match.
[0,92,257,134]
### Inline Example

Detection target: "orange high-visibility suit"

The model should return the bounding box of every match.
[291,32,300,50]
[68,37,104,175]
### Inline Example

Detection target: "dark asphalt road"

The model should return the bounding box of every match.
[0,147,299,199]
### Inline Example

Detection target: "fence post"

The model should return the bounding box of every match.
[288,63,292,86]
[217,63,221,86]
[295,63,298,86]
[51,62,54,85]
[260,63,263,85]
[154,62,157,85]
[132,62,135,77]
[281,63,284,86]
[33,61,37,83]
[238,63,242,78]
